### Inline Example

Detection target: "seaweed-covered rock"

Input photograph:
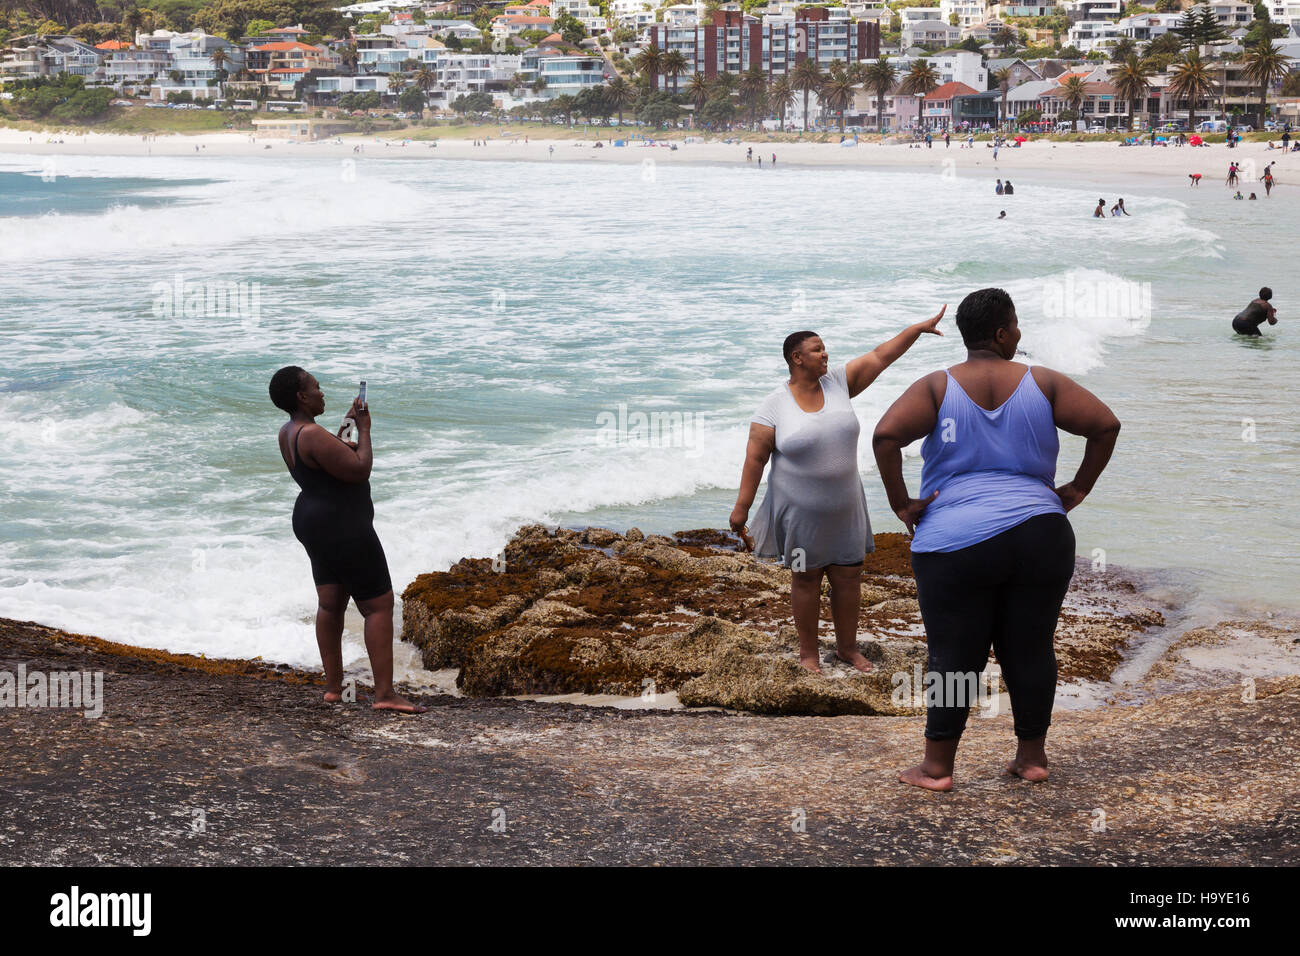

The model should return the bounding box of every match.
[401,525,1164,714]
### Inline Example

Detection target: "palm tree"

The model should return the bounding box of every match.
[861,57,897,135]
[605,74,635,125]
[686,71,709,110]
[739,66,767,128]
[413,66,437,94]
[899,59,940,130]
[790,56,824,132]
[1167,50,1217,131]
[994,27,1017,56]
[1110,54,1153,132]
[632,43,664,90]
[340,44,359,73]
[210,46,229,82]
[993,66,1012,129]
[1110,37,1137,63]
[662,49,688,94]
[1242,40,1289,130]
[820,65,858,132]
[1060,74,1088,125]
[387,73,408,95]
[768,75,794,127]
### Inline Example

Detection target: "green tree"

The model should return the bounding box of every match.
[861,56,897,134]
[1242,39,1289,127]
[1167,50,1217,129]
[790,55,824,131]
[1110,54,1154,131]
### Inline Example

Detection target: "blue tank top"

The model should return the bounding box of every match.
[910,367,1065,553]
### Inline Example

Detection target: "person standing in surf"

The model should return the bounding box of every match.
[730,310,946,674]
[873,288,1120,791]
[270,367,425,714]
[1232,287,1278,336]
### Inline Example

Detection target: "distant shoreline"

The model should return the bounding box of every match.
[2,126,1291,189]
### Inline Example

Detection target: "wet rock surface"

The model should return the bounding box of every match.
[2,618,1296,865]
[400,525,1167,714]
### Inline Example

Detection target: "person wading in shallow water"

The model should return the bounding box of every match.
[1232,287,1278,336]
[730,310,946,674]
[872,289,1120,791]
[270,367,425,714]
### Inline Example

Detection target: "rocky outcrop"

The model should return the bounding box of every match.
[400,525,1165,715]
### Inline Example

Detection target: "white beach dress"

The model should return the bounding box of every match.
[748,364,874,568]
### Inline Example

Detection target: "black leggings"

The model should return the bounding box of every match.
[910,513,1076,742]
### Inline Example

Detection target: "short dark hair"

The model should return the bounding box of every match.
[783,331,819,365]
[1260,286,1273,300]
[269,366,307,414]
[955,288,1015,348]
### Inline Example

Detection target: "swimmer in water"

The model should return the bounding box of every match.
[1111,198,1130,216]
[998,210,1006,219]
[1232,287,1278,336]
[1093,198,1106,218]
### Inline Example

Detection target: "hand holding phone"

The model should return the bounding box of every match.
[358,379,367,411]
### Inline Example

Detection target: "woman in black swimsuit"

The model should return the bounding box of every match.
[1232,287,1278,337]
[270,366,424,713]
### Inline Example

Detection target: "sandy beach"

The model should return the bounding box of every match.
[2,126,1294,185]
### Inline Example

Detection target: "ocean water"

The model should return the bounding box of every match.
[1,150,1296,670]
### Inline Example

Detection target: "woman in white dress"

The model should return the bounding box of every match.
[730,309,946,673]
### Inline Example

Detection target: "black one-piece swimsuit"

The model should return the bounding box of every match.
[288,426,392,601]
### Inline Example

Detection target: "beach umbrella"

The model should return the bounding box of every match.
[1014,135,1027,143]
[1189,134,1203,145]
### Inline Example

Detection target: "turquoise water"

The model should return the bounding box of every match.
[1,150,1296,667]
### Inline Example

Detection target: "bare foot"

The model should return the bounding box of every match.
[799,655,823,674]
[373,693,427,714]
[323,687,343,704]
[834,649,874,673]
[1005,758,1049,782]
[899,764,953,792]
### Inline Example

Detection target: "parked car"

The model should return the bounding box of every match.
[1198,119,1228,133]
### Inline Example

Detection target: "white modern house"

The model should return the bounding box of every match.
[941,0,991,30]
[1067,19,1120,53]
[1115,12,1185,42]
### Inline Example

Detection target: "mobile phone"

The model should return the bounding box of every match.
[358,380,367,410]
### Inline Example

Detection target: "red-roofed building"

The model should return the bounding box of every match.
[921,81,978,129]
[95,39,131,51]
[244,41,338,73]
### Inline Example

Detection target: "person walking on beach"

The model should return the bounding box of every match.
[1227,163,1239,187]
[945,132,951,148]
[872,288,1121,791]
[1283,130,1291,150]
[1263,164,1274,196]
[1232,287,1278,336]
[269,367,425,714]
[730,310,947,674]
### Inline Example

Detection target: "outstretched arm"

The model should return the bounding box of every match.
[872,373,944,533]
[1037,368,1120,511]
[845,305,946,397]
[729,423,776,549]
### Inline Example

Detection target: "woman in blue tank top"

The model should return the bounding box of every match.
[872,289,1121,792]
